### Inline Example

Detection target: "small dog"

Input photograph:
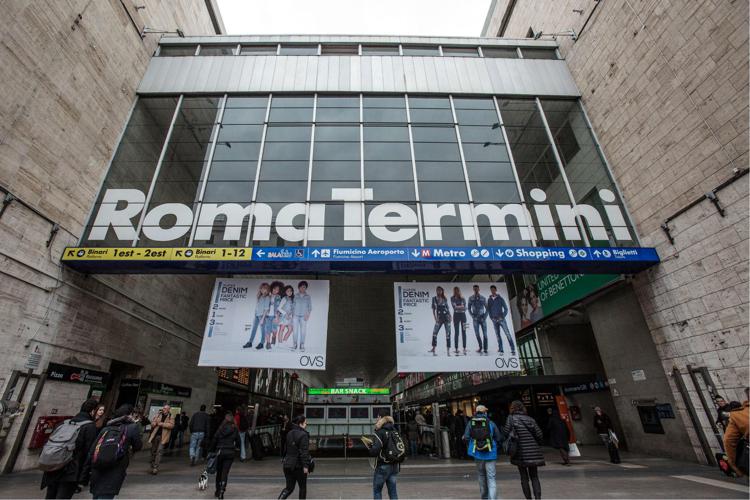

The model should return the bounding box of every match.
[198,469,209,491]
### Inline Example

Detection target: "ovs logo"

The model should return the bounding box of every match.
[494,357,520,370]
[299,355,324,367]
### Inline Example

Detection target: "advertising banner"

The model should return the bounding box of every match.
[198,278,329,370]
[394,282,519,372]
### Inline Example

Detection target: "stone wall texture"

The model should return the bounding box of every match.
[484,0,749,462]
[0,0,220,471]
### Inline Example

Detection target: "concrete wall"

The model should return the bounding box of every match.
[587,285,695,462]
[0,0,221,471]
[484,0,749,462]
[536,322,605,376]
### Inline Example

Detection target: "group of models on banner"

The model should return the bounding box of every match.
[242,280,312,352]
[430,284,516,357]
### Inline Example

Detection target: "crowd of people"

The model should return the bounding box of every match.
[37,389,749,500]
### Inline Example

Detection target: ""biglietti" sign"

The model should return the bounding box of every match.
[87,187,632,245]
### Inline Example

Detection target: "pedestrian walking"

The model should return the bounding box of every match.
[234,407,250,461]
[463,404,503,500]
[39,398,99,499]
[452,410,468,459]
[85,404,143,500]
[209,413,241,499]
[94,405,107,431]
[363,415,405,499]
[189,405,210,466]
[148,404,174,474]
[279,415,312,499]
[593,407,620,463]
[504,401,545,500]
[546,408,570,465]
[723,388,749,477]
[406,414,419,457]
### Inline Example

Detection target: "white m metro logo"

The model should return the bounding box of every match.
[88,187,632,244]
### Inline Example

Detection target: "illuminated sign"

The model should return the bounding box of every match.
[308,387,390,395]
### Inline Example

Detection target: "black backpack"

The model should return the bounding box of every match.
[469,417,492,451]
[90,424,128,469]
[378,429,407,464]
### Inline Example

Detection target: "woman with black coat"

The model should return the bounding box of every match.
[503,401,545,500]
[210,413,241,499]
[279,415,312,499]
[546,408,570,465]
[85,404,143,499]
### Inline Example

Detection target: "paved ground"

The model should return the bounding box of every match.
[2,446,747,498]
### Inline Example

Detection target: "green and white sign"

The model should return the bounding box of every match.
[308,387,390,395]
[537,274,619,315]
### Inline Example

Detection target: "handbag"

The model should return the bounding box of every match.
[307,458,315,474]
[205,452,218,474]
[608,429,619,449]
[568,442,581,458]
[502,416,518,458]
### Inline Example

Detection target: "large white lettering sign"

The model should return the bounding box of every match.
[394,282,520,372]
[198,278,329,370]
[86,187,632,244]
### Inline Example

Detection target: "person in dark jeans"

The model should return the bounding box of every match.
[503,401,545,500]
[210,413,240,499]
[279,415,312,499]
[365,415,400,499]
[41,398,99,499]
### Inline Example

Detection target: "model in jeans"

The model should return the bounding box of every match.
[265,281,284,349]
[429,286,452,357]
[463,404,502,500]
[364,415,400,499]
[277,285,295,344]
[487,285,516,355]
[468,285,488,355]
[293,281,312,352]
[504,401,545,500]
[245,282,270,348]
[451,287,467,356]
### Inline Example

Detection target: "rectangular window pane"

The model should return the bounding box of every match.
[402,45,440,56]
[470,182,521,203]
[521,48,557,59]
[411,126,456,143]
[481,47,518,58]
[265,125,312,142]
[363,126,409,142]
[364,161,413,181]
[416,162,465,181]
[363,96,406,123]
[158,45,196,57]
[258,161,309,181]
[225,96,269,108]
[311,161,360,181]
[199,45,236,56]
[321,44,358,55]
[315,125,359,142]
[316,107,359,123]
[279,44,318,55]
[361,45,399,55]
[418,182,469,202]
[240,45,277,55]
[222,108,267,124]
[442,47,479,57]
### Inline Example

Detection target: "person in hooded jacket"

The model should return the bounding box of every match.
[210,413,241,499]
[41,398,100,499]
[503,401,545,500]
[364,415,400,500]
[84,404,143,500]
[279,414,312,499]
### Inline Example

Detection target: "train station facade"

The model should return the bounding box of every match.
[1,1,747,475]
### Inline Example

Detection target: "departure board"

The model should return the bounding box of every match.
[217,368,251,386]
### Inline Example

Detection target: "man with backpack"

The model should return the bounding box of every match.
[363,415,406,499]
[463,405,503,500]
[39,398,99,499]
[85,404,143,499]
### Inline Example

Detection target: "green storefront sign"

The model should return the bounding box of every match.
[537,273,619,316]
[308,387,390,395]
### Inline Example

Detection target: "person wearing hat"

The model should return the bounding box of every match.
[463,405,503,500]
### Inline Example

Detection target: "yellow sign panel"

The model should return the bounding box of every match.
[62,248,253,261]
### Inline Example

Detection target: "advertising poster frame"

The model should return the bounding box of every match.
[394,281,520,372]
[198,278,329,370]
